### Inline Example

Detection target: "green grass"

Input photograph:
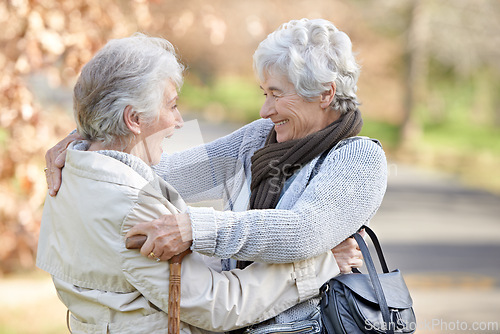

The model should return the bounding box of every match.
[361,117,500,193]
[359,119,400,150]
[179,76,262,123]
[422,122,500,155]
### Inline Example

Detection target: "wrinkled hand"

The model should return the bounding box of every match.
[125,213,193,261]
[331,229,365,274]
[45,132,81,196]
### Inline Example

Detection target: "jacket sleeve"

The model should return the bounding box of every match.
[188,138,388,263]
[119,197,339,331]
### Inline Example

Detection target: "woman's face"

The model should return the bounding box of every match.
[259,74,337,142]
[136,81,183,165]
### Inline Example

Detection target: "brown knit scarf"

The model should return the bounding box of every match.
[249,108,363,210]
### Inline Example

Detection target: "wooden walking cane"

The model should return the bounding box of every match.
[126,235,190,334]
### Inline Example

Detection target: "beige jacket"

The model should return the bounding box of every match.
[37,148,339,334]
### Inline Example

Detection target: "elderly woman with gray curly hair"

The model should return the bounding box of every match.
[44,18,387,333]
[128,19,386,265]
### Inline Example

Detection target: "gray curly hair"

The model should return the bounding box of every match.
[253,18,360,114]
[74,33,184,146]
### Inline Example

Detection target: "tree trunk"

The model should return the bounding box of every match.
[400,0,429,147]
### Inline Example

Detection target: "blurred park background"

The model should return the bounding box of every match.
[1,0,499,333]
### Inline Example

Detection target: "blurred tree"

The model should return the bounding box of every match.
[401,0,429,146]
[0,0,153,274]
[353,0,500,144]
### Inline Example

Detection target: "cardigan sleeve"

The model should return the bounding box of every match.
[187,138,388,263]
[152,119,271,203]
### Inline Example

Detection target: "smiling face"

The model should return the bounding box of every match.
[259,73,339,143]
[134,80,183,165]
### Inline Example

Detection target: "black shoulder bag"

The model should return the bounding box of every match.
[320,226,417,334]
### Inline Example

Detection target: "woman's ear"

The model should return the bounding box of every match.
[123,105,141,135]
[320,82,336,109]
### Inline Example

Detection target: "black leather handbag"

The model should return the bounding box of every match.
[319,226,416,334]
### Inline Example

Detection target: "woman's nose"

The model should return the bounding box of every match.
[259,98,275,119]
[175,110,184,129]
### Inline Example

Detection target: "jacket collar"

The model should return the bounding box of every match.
[65,145,165,201]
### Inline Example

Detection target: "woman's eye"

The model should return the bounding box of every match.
[263,93,280,99]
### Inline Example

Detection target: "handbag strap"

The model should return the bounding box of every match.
[362,226,389,273]
[353,231,394,334]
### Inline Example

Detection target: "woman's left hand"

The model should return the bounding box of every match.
[331,230,365,274]
[125,213,193,261]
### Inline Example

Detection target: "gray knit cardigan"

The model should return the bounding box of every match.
[154,118,388,265]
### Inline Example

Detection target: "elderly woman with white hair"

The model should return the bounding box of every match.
[44,18,387,333]
[37,33,353,334]
[129,18,387,332]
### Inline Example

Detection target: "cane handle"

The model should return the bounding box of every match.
[125,235,147,249]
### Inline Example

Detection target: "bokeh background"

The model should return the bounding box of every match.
[1,0,499,333]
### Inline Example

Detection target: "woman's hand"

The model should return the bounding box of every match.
[45,132,81,196]
[125,213,193,261]
[331,230,365,274]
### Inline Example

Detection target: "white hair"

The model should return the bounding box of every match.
[74,33,184,146]
[253,18,360,114]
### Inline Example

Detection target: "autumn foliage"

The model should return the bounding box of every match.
[0,0,158,274]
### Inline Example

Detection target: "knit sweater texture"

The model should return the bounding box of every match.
[153,118,388,325]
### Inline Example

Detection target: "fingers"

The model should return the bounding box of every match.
[332,237,360,253]
[358,228,367,239]
[125,221,155,238]
[344,237,361,250]
[350,258,364,268]
[146,248,163,262]
[45,132,80,196]
[141,235,189,261]
[125,222,157,257]
[47,155,64,197]
[54,150,68,168]
[339,265,353,274]
[139,237,155,258]
[146,244,164,262]
[332,236,364,274]
[337,257,364,274]
[125,215,193,262]
[338,258,364,274]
